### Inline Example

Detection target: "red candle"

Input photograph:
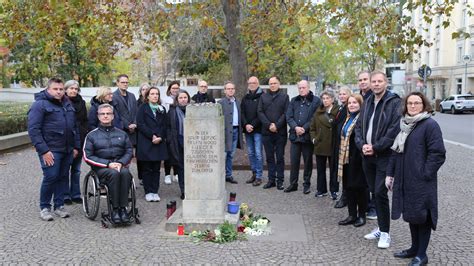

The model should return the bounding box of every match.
[177,224,185,235]
[166,203,173,219]
[229,192,236,202]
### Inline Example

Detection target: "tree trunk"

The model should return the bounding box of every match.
[221,0,248,100]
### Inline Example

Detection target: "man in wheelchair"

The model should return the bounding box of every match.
[83,103,133,224]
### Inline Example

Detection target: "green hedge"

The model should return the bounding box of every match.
[0,102,31,136]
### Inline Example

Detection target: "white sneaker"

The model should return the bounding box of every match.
[40,208,54,221]
[53,206,70,218]
[154,193,161,202]
[164,175,172,185]
[364,227,381,240]
[378,232,391,249]
[145,193,154,202]
[173,174,179,183]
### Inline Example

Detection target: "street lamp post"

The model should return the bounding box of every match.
[463,55,471,94]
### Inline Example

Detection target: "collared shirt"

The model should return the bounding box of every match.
[229,97,239,126]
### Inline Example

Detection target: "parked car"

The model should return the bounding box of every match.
[439,94,474,114]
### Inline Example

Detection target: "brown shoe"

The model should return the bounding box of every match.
[246,172,256,184]
[252,179,262,186]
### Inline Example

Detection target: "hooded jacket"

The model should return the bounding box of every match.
[27,90,80,155]
[88,96,122,131]
[354,90,401,156]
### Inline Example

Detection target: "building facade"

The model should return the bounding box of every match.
[404,1,474,100]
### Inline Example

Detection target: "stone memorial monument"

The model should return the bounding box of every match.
[165,103,238,231]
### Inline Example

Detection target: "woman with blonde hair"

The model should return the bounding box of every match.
[88,86,122,130]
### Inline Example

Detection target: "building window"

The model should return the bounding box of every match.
[458,46,463,63]
[426,51,430,65]
[461,9,466,28]
[471,42,474,58]
[441,80,446,99]
[457,78,463,94]
[435,48,440,66]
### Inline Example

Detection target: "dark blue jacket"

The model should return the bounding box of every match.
[355,90,401,156]
[88,96,122,131]
[387,118,446,230]
[257,89,289,136]
[136,104,169,161]
[286,91,320,143]
[83,125,133,169]
[27,90,80,155]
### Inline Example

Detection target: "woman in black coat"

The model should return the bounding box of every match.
[386,92,446,266]
[64,80,88,204]
[337,94,367,228]
[88,86,122,130]
[136,87,168,202]
[167,90,191,200]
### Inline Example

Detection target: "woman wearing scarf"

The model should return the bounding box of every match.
[386,92,446,266]
[337,94,368,228]
[63,80,88,205]
[167,90,191,200]
[136,87,168,202]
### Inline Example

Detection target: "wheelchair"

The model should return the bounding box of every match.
[82,170,140,228]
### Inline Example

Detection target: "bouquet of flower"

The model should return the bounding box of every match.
[238,203,271,236]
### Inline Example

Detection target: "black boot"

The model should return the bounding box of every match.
[338,216,356,225]
[246,172,256,184]
[120,207,130,223]
[334,191,347,208]
[111,208,121,224]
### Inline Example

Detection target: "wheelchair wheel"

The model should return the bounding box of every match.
[83,171,100,220]
[127,178,139,224]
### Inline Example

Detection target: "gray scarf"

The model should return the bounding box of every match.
[391,111,431,153]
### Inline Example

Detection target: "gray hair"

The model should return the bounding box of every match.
[320,89,335,99]
[64,80,80,92]
[97,103,114,113]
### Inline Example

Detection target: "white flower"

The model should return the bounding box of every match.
[214,229,221,236]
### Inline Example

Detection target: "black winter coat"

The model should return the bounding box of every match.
[83,125,133,169]
[257,89,289,136]
[286,92,320,143]
[69,94,88,153]
[88,97,122,131]
[355,91,401,156]
[27,90,80,155]
[241,88,263,134]
[330,104,348,173]
[136,104,169,161]
[113,89,138,145]
[191,92,216,103]
[341,114,367,188]
[387,118,446,230]
[166,105,184,166]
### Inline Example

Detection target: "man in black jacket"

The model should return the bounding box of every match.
[285,80,320,194]
[83,103,133,224]
[354,71,401,249]
[241,76,264,186]
[113,74,138,145]
[257,76,289,190]
[191,80,216,103]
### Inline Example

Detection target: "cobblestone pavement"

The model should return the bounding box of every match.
[0,143,472,264]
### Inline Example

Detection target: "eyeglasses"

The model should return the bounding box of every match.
[407,102,423,106]
[98,112,113,116]
[119,81,129,84]
[199,85,208,88]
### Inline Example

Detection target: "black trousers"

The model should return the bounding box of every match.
[362,155,390,232]
[140,161,161,194]
[409,219,432,259]
[262,134,287,184]
[315,155,339,193]
[346,187,368,218]
[96,167,131,209]
[289,142,314,188]
[164,160,178,176]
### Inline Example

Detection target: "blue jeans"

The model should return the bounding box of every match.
[38,152,73,210]
[64,153,82,200]
[225,127,239,178]
[245,132,263,179]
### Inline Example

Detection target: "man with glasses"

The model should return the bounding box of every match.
[83,103,133,224]
[113,74,138,146]
[192,80,216,103]
[355,71,401,249]
[28,77,80,221]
